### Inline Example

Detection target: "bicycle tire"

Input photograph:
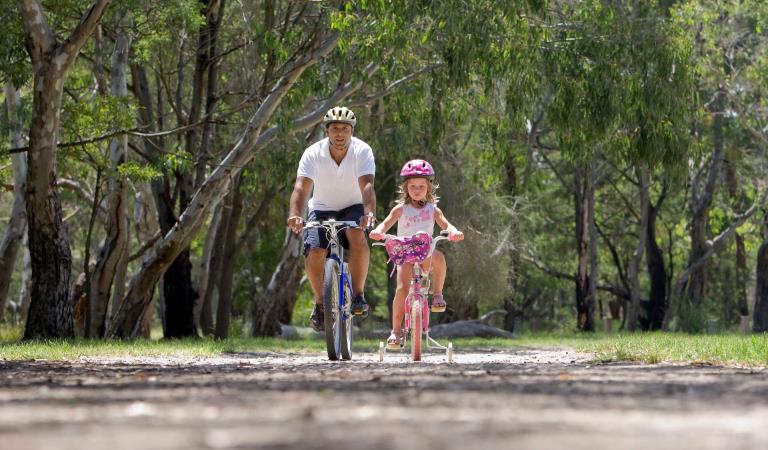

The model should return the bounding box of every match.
[323,258,342,360]
[411,296,422,361]
[340,263,353,360]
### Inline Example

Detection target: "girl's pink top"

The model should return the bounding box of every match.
[397,202,435,237]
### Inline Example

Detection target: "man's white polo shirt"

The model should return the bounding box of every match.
[297,137,375,211]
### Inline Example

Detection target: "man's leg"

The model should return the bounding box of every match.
[306,248,327,302]
[306,248,327,331]
[346,228,370,315]
[346,228,369,297]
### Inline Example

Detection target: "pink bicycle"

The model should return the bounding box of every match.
[373,231,454,362]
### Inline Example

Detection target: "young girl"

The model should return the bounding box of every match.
[369,159,464,348]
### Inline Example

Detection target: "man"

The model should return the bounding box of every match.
[287,106,376,331]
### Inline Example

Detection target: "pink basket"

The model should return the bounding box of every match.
[385,232,433,265]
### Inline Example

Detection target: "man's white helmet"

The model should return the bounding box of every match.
[323,106,356,128]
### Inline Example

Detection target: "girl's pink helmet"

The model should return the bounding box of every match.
[400,159,435,180]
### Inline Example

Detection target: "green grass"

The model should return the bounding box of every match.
[1,326,767,366]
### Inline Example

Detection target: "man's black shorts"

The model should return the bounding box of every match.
[303,203,365,255]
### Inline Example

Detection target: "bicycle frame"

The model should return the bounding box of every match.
[303,220,358,360]
[403,234,449,352]
[375,232,453,361]
[320,221,352,310]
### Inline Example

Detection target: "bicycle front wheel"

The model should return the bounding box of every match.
[323,258,342,360]
[411,296,423,362]
[340,263,354,360]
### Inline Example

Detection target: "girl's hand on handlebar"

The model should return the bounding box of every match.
[448,228,464,242]
[369,230,385,241]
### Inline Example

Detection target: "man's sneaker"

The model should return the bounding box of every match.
[351,294,369,317]
[309,303,324,331]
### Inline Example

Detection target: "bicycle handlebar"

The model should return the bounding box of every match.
[301,219,360,231]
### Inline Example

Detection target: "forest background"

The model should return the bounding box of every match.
[1,0,767,341]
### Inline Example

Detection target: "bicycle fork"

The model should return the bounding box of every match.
[404,279,430,333]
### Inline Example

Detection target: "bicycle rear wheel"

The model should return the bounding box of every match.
[323,258,342,360]
[340,263,353,360]
[410,296,423,361]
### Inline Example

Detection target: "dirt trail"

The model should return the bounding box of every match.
[1,348,767,450]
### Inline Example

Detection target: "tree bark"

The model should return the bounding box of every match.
[20,0,112,339]
[574,165,594,331]
[0,84,27,321]
[753,213,768,332]
[681,84,725,330]
[214,175,243,339]
[664,188,767,330]
[626,166,650,331]
[86,12,131,338]
[252,229,304,337]
[198,203,224,335]
[643,190,667,330]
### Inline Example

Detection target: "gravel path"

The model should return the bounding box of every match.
[1,348,767,449]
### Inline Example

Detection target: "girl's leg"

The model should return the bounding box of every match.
[388,264,412,347]
[431,250,447,294]
[430,250,447,312]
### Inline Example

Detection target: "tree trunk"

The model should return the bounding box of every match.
[198,203,224,335]
[663,188,767,330]
[252,229,304,337]
[626,166,650,331]
[735,233,750,330]
[86,13,131,338]
[14,238,33,325]
[19,0,111,340]
[574,165,594,331]
[214,176,244,339]
[753,213,768,332]
[681,85,725,331]
[587,162,599,331]
[644,193,667,330]
[0,84,27,320]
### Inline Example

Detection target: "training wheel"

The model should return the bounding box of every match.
[378,341,385,362]
[447,342,453,363]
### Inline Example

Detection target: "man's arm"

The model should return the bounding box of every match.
[287,176,313,233]
[358,174,376,228]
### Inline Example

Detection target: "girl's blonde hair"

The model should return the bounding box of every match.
[397,177,440,205]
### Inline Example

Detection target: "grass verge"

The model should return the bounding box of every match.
[1,328,767,366]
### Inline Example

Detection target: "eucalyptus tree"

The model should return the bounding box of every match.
[107,1,355,338]
[663,0,768,331]
[538,0,693,331]
[17,0,111,339]
[0,84,27,321]
[85,10,132,338]
[0,8,28,321]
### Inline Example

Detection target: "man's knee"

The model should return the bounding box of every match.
[346,229,367,248]
[306,248,326,266]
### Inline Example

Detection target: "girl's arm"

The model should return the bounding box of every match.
[369,204,403,240]
[435,207,464,241]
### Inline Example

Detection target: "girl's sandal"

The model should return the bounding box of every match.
[386,332,403,349]
[431,294,446,313]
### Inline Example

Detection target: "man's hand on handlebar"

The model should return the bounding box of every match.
[287,216,304,234]
[359,212,376,230]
